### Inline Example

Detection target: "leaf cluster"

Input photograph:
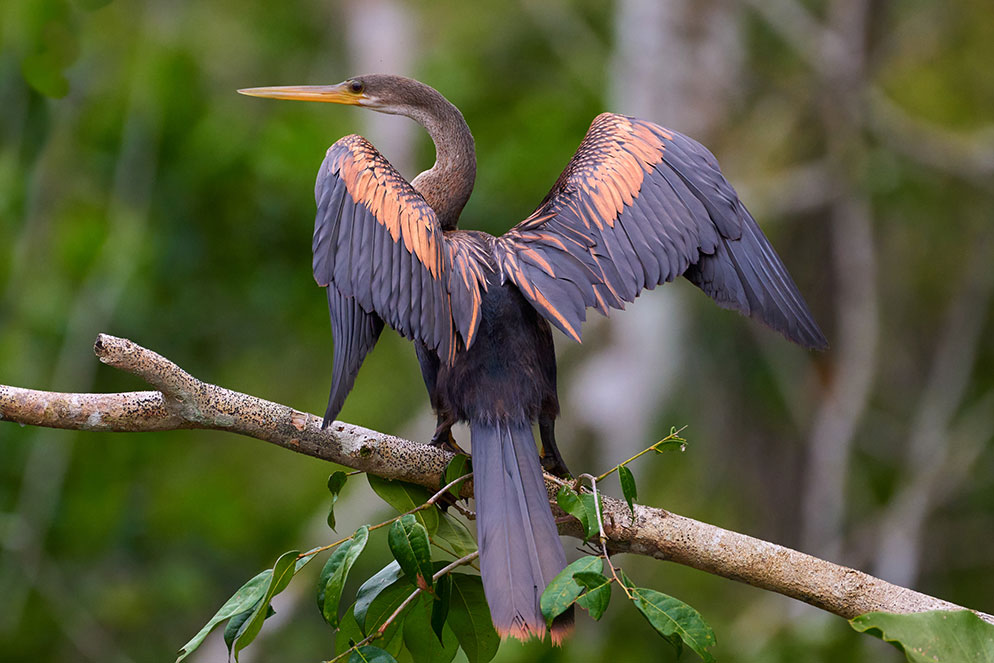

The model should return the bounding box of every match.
[176,432,994,663]
[176,462,496,663]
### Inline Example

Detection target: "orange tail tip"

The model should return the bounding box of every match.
[549,619,574,646]
[495,619,573,645]
[496,622,545,643]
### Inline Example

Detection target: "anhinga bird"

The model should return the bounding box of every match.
[239,75,827,643]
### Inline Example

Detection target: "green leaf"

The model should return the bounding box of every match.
[448,574,499,663]
[327,471,348,530]
[317,526,370,628]
[223,604,274,655]
[335,605,366,655]
[21,54,70,98]
[295,546,324,573]
[175,569,271,661]
[443,454,471,498]
[328,472,349,496]
[572,571,609,586]
[355,561,405,631]
[631,587,716,663]
[431,575,452,643]
[368,474,439,534]
[433,512,478,557]
[573,571,611,621]
[223,606,254,655]
[362,577,416,639]
[348,644,398,663]
[540,555,602,626]
[337,604,405,659]
[556,487,601,539]
[335,607,404,658]
[556,486,590,539]
[232,550,300,660]
[618,465,637,514]
[389,515,434,592]
[20,19,79,99]
[579,492,602,538]
[403,594,459,663]
[850,610,994,663]
[653,429,687,454]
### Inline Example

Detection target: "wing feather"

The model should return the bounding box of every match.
[496,113,827,350]
[445,233,490,347]
[313,135,486,424]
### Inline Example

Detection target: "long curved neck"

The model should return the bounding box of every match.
[407,95,476,231]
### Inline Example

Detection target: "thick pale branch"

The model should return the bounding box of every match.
[587,500,980,620]
[1,334,991,626]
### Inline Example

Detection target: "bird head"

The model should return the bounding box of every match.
[238,74,441,118]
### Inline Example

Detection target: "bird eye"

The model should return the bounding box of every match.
[349,80,364,93]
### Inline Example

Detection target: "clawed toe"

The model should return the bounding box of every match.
[430,428,467,455]
[541,453,572,479]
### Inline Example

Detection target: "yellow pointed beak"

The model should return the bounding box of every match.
[237,83,361,104]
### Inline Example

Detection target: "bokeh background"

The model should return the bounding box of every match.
[2,0,993,661]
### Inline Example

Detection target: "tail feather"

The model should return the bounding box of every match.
[471,420,572,642]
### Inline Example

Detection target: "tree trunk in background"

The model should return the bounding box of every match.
[799,0,880,565]
[570,0,743,468]
[343,0,418,177]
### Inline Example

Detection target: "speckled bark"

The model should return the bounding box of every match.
[565,496,989,622]
[1,333,990,626]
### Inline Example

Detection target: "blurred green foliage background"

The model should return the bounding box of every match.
[1,0,992,661]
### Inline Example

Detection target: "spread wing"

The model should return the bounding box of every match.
[495,113,827,349]
[313,134,485,425]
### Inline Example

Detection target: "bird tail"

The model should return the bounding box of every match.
[471,420,572,643]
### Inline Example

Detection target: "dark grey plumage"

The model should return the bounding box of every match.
[239,74,827,643]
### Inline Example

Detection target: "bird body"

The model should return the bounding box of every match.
[418,233,558,424]
[415,233,570,641]
[239,74,827,643]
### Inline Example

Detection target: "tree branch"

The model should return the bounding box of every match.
[1,334,991,626]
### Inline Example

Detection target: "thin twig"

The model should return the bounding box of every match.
[429,473,474,505]
[299,473,474,559]
[446,501,475,520]
[381,551,481,633]
[594,426,687,483]
[589,476,631,600]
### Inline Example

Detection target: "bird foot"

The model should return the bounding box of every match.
[430,427,467,455]
[429,428,469,513]
[541,453,572,479]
